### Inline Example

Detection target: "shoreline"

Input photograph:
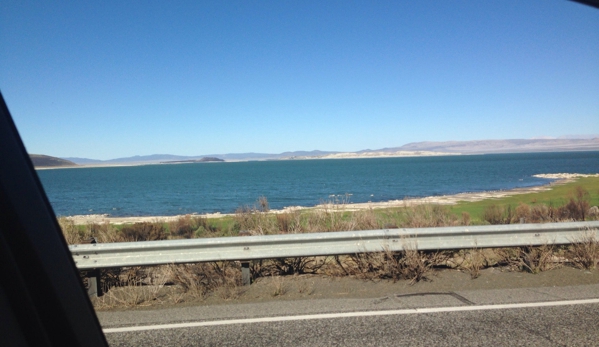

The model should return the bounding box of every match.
[35,151,460,170]
[64,173,598,225]
[34,149,599,171]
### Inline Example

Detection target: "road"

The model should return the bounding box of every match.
[99,283,599,346]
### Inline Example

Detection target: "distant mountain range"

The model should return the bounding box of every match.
[382,138,599,154]
[45,137,599,166]
[62,150,340,165]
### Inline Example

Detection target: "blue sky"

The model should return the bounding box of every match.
[1,1,598,160]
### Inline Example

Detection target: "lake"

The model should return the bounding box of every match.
[37,151,599,217]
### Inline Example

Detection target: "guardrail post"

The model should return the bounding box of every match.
[87,269,102,298]
[241,262,251,286]
[239,230,252,286]
[83,237,102,297]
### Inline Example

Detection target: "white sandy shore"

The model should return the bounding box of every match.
[64,173,598,225]
[281,150,459,160]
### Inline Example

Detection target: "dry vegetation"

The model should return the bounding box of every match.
[481,186,594,225]
[59,186,599,308]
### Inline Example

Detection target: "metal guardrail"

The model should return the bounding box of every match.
[70,221,599,270]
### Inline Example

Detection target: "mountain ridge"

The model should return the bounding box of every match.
[60,138,599,165]
[30,154,77,168]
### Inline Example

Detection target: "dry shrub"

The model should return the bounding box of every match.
[303,208,356,233]
[194,216,219,236]
[276,211,303,233]
[463,248,485,279]
[87,222,121,243]
[121,222,167,241]
[402,204,458,228]
[169,262,242,300]
[258,196,270,212]
[515,203,531,223]
[560,187,591,221]
[483,205,504,225]
[399,249,441,284]
[58,217,90,244]
[92,265,172,308]
[300,194,370,232]
[519,187,591,223]
[168,215,217,238]
[235,199,277,235]
[273,257,326,275]
[296,277,315,295]
[249,257,327,279]
[492,245,560,273]
[58,218,122,244]
[168,215,196,238]
[529,204,558,223]
[94,277,168,308]
[520,244,559,274]
[479,187,590,225]
[568,231,599,270]
[276,213,292,233]
[483,205,515,225]
[461,211,471,226]
[494,247,522,269]
[353,209,380,230]
[334,247,445,285]
[270,275,287,297]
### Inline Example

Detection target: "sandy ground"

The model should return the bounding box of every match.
[65,173,598,225]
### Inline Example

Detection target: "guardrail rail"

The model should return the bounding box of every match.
[71,221,599,269]
[71,221,599,295]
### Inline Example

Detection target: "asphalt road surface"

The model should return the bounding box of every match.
[99,283,599,346]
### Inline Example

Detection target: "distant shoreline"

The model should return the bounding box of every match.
[36,148,599,170]
[63,173,598,225]
[36,151,462,170]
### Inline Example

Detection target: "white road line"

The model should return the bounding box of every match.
[103,298,599,333]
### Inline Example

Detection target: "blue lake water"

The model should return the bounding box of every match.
[37,151,599,217]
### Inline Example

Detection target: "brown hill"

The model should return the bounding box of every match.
[30,154,77,168]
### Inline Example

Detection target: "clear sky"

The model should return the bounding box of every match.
[1,1,598,160]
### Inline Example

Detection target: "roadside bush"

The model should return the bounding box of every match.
[461,211,471,226]
[168,215,218,238]
[170,262,242,300]
[235,205,276,235]
[333,248,446,285]
[558,186,591,221]
[568,231,599,270]
[519,245,560,274]
[483,204,515,224]
[402,204,457,228]
[273,257,326,275]
[58,217,90,244]
[303,208,356,233]
[258,196,269,212]
[529,204,558,223]
[121,222,167,241]
[87,222,121,243]
[515,203,531,223]
[353,209,381,230]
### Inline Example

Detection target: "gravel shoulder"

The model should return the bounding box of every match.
[94,266,599,313]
